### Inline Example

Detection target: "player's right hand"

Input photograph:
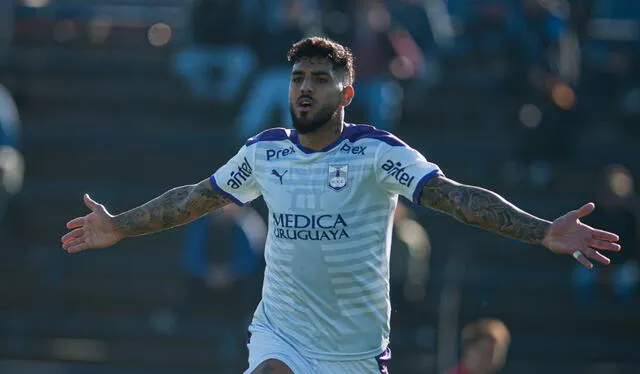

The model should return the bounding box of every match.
[61,194,123,253]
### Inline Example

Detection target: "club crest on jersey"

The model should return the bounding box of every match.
[328,164,348,191]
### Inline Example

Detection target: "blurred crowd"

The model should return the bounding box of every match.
[174,0,639,183]
[1,0,639,372]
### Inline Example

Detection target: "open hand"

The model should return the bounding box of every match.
[542,202,621,269]
[61,194,123,253]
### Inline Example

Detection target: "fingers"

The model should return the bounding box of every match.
[61,228,84,243]
[571,242,614,269]
[572,250,593,269]
[62,194,100,254]
[65,242,89,254]
[586,237,621,252]
[573,202,595,219]
[69,193,101,227]
[581,247,611,265]
[66,216,85,229]
[590,227,620,243]
[83,193,99,212]
[62,237,87,253]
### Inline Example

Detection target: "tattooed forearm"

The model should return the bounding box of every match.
[420,176,551,244]
[113,178,231,237]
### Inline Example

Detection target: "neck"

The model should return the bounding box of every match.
[297,117,344,151]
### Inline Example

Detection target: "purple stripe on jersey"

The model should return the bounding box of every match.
[375,347,392,374]
[245,127,292,146]
[412,169,443,205]
[290,123,410,154]
[343,123,408,148]
[209,174,246,206]
[289,123,362,154]
[291,129,348,154]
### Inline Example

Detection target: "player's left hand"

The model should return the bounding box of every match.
[542,202,621,269]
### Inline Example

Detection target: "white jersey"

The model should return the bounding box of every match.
[210,123,442,360]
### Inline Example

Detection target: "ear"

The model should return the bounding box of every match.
[341,86,355,107]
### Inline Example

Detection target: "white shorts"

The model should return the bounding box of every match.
[243,329,391,374]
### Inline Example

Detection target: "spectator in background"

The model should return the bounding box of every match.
[390,200,431,305]
[386,0,441,92]
[350,0,404,131]
[0,83,23,224]
[0,0,12,55]
[498,0,579,188]
[389,200,431,343]
[0,83,20,150]
[425,0,570,148]
[578,0,640,136]
[572,165,640,306]
[444,318,511,374]
[323,0,403,131]
[180,204,266,365]
[173,0,258,104]
[237,0,316,139]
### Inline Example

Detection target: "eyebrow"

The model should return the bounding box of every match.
[291,70,332,78]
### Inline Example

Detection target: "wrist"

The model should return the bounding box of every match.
[539,221,553,248]
[110,214,129,240]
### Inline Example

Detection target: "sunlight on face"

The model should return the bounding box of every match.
[288,58,346,134]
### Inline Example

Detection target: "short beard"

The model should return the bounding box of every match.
[290,101,341,135]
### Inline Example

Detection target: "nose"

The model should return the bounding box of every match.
[300,77,313,94]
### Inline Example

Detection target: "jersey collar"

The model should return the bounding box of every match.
[291,123,355,154]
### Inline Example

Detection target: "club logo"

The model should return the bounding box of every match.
[328,164,348,191]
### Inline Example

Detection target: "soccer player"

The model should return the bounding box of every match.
[61,37,621,374]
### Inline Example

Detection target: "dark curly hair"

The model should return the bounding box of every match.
[287,37,355,86]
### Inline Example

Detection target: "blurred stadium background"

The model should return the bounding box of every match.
[0,0,639,373]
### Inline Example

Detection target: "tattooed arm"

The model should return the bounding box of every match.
[419,175,550,244]
[114,178,232,237]
[61,178,232,253]
[418,175,622,267]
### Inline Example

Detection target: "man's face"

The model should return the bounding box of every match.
[289,58,347,134]
[464,337,505,373]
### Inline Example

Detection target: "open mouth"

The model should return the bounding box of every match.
[297,98,314,113]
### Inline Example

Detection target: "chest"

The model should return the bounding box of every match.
[256,157,375,213]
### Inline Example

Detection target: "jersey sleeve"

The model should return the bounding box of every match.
[209,145,261,206]
[375,143,443,204]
